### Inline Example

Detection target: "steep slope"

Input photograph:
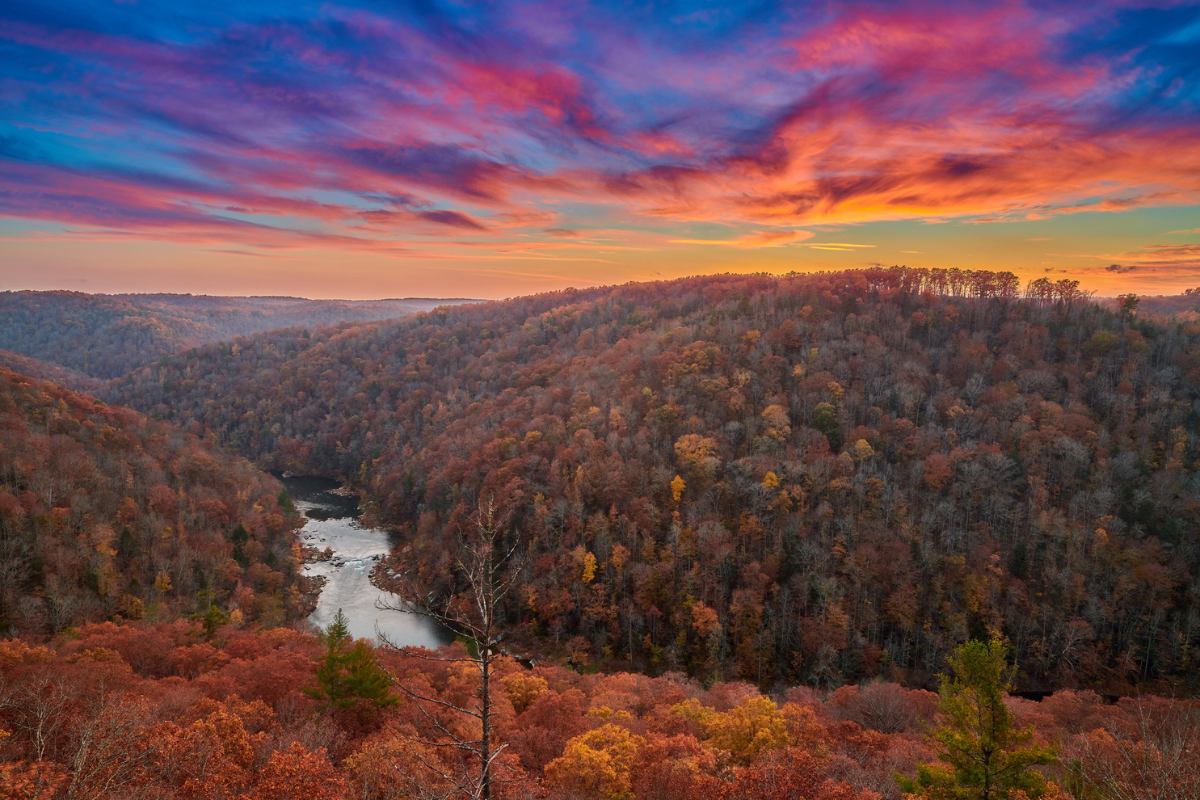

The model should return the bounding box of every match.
[0,368,300,635]
[0,348,101,392]
[0,291,478,378]
[107,270,1200,690]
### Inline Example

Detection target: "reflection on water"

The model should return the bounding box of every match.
[282,475,456,649]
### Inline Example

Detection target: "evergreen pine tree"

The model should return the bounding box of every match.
[900,638,1057,800]
[307,609,398,713]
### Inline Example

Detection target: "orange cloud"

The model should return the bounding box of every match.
[670,230,813,248]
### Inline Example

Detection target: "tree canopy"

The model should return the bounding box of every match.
[902,638,1057,800]
[109,269,1200,691]
[307,608,398,715]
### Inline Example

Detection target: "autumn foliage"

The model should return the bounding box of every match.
[0,291,465,379]
[5,272,1200,797]
[0,368,302,636]
[4,622,1196,799]
[105,269,1200,692]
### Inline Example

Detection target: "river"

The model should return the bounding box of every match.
[282,475,457,649]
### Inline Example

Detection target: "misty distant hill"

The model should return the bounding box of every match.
[0,291,480,379]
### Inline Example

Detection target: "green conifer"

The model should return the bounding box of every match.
[306,609,399,712]
[900,637,1057,800]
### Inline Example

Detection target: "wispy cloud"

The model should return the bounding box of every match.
[670,230,813,248]
[1049,243,1200,283]
[1,0,1198,261]
[805,243,877,252]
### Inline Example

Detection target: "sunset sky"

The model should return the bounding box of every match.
[2,0,1199,299]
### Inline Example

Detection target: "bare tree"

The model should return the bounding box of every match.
[376,499,528,800]
[1,672,72,762]
[1069,697,1200,800]
[64,692,158,800]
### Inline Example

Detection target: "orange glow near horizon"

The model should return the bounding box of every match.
[2,2,1198,299]
[4,213,1198,300]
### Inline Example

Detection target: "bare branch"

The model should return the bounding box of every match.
[375,496,525,800]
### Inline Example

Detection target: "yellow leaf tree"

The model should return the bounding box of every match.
[545,724,645,799]
[671,475,686,504]
[673,695,788,766]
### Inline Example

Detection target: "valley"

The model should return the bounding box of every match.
[98,269,1200,693]
[3,271,1199,799]
[286,474,454,648]
[5,2,1197,794]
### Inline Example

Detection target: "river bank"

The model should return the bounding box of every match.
[281,475,456,648]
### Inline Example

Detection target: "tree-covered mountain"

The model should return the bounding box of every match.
[0,348,100,392]
[0,291,478,379]
[0,368,301,636]
[106,270,1200,692]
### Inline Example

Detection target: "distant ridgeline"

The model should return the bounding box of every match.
[104,268,1200,691]
[0,291,479,379]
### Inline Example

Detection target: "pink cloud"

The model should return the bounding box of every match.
[3,0,1198,263]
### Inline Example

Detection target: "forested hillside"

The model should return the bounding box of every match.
[0,291,476,379]
[0,368,301,636]
[1115,289,1200,325]
[0,349,99,393]
[107,270,1200,692]
[3,620,1196,800]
